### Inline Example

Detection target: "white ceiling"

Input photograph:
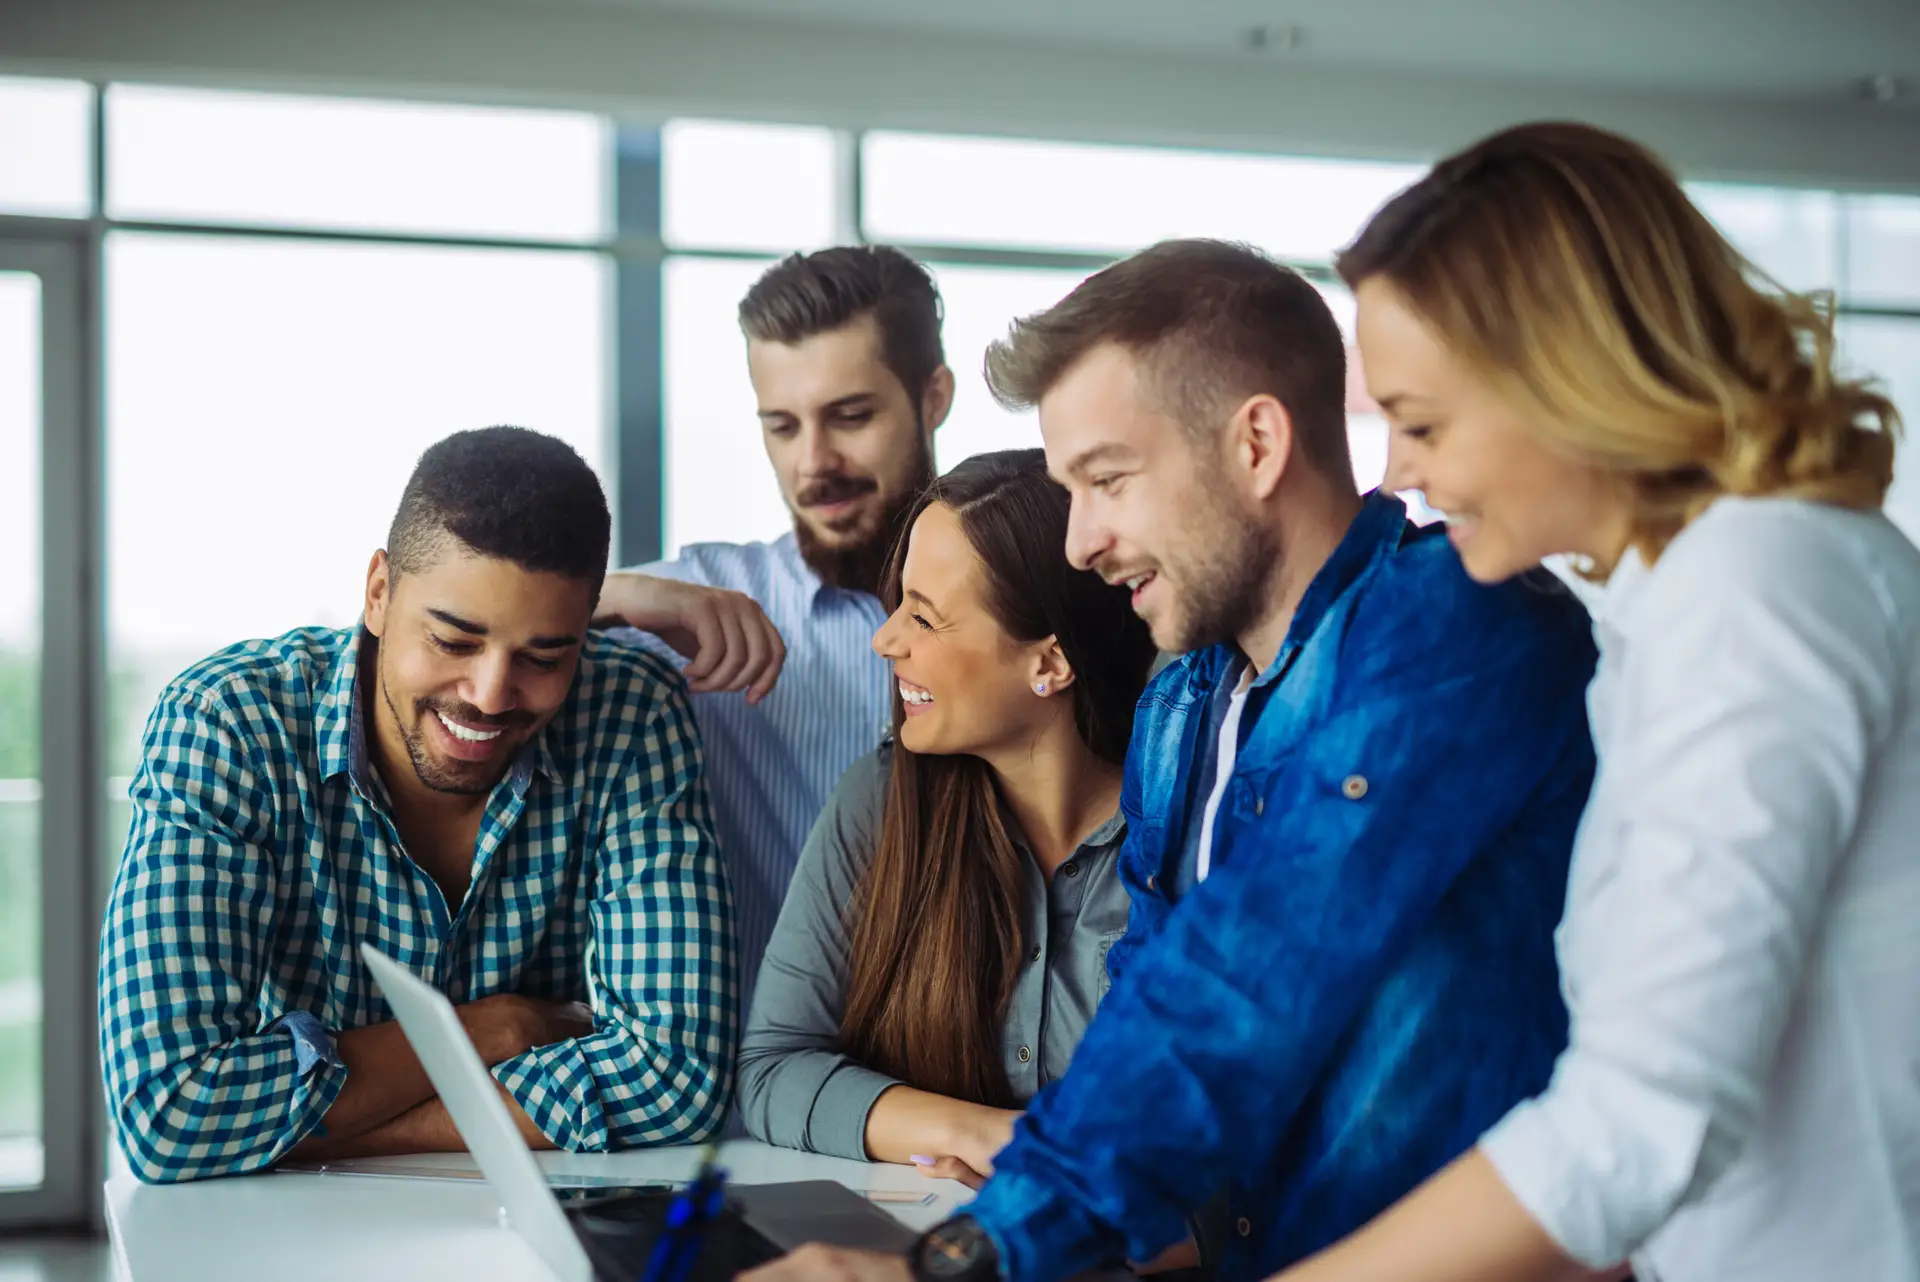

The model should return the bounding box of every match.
[571,0,1920,106]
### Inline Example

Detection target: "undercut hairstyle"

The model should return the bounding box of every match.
[386,426,611,595]
[985,238,1353,481]
[738,245,947,405]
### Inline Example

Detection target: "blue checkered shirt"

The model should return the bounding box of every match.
[98,626,737,1184]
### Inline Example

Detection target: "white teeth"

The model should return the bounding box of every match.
[436,710,503,743]
[897,684,934,706]
[1125,573,1154,591]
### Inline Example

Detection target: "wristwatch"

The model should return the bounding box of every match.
[909,1215,1002,1282]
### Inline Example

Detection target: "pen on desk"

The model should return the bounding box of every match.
[638,1145,728,1282]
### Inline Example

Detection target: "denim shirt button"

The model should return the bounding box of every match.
[1063,862,1080,878]
[1030,946,1042,962]
[1341,774,1369,800]
[1236,1217,1252,1238]
[1017,1045,1032,1063]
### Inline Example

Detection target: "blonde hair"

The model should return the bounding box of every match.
[1337,121,1901,571]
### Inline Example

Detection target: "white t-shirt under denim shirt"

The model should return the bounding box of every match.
[1479,497,1920,1281]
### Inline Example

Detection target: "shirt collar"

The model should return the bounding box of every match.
[1589,544,1653,653]
[1284,490,1410,645]
[317,628,364,785]
[322,624,567,794]
[994,788,1128,859]
[775,529,884,617]
[1080,805,1128,848]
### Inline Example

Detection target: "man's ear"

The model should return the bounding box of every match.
[922,365,957,434]
[365,550,394,638]
[1230,393,1296,502]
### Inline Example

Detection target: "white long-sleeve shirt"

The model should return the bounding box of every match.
[1479,496,1920,1282]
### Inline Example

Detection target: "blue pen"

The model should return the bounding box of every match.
[638,1146,729,1282]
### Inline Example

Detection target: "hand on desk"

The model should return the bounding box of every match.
[739,1245,912,1282]
[864,1087,1019,1192]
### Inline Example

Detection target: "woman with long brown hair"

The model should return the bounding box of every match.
[737,447,1157,1182]
[1274,122,1918,1282]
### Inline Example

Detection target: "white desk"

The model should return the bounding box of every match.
[105,1142,971,1282]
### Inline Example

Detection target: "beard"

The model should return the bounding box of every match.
[377,658,527,796]
[1159,486,1280,656]
[793,433,935,598]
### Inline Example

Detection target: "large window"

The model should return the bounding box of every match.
[0,77,93,219]
[662,255,787,552]
[0,270,43,1193]
[862,131,1424,262]
[106,85,610,240]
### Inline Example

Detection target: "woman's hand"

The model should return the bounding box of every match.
[904,1104,1020,1189]
[945,1105,1020,1180]
[908,1154,989,1190]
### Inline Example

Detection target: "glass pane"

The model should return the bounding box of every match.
[1843,195,1920,306]
[105,232,611,805]
[661,120,838,253]
[0,77,93,218]
[931,263,1088,468]
[863,132,1423,263]
[662,256,791,553]
[1838,317,1920,542]
[1688,183,1838,294]
[0,271,44,1192]
[107,85,609,241]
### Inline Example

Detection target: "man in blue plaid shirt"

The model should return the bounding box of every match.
[99,426,737,1183]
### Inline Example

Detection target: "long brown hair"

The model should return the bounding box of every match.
[837,449,1156,1106]
[1336,121,1900,573]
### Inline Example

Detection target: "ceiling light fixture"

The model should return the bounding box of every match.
[1858,73,1911,103]
[1243,23,1305,54]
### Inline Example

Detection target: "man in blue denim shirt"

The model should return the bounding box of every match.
[745,240,1597,1282]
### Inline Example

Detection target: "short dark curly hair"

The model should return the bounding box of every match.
[386,426,611,595]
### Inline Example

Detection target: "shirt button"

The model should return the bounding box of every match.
[1253,797,1265,816]
[1236,1217,1252,1238]
[1017,1046,1032,1063]
[1341,774,1369,800]
[1063,862,1080,878]
[1030,946,1042,962]
[1146,873,1156,890]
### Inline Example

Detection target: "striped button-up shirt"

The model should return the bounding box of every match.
[611,534,891,1016]
[98,626,736,1184]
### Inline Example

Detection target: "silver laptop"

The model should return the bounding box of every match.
[359,943,917,1282]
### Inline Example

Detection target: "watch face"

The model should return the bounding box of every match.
[918,1219,990,1279]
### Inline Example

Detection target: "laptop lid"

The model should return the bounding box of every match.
[359,943,596,1282]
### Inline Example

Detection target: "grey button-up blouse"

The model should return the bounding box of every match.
[735,745,1130,1159]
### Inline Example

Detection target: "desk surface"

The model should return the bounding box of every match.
[106,1142,970,1282]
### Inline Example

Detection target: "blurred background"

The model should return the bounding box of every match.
[0,0,1916,1245]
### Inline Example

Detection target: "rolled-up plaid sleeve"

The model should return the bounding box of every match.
[98,685,347,1184]
[491,675,738,1149]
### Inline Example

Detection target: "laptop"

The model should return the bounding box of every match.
[359,943,919,1282]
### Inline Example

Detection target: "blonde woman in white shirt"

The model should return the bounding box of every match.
[1275,121,1917,1282]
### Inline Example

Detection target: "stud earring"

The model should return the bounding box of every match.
[1034,683,1048,695]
